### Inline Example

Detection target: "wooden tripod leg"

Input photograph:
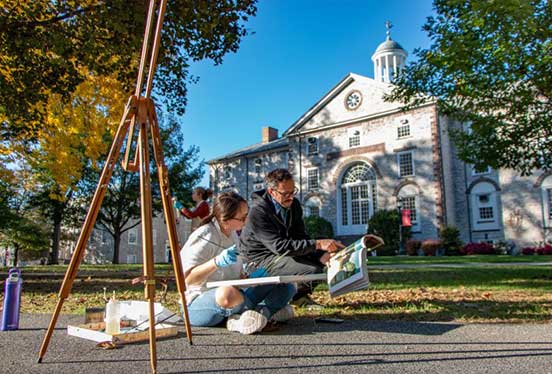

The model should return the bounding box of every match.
[137,99,158,374]
[37,97,136,363]
[147,99,193,344]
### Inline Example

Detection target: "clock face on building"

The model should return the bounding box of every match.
[345,90,362,110]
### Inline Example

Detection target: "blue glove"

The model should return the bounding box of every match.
[214,245,238,268]
[248,267,268,278]
[173,200,184,210]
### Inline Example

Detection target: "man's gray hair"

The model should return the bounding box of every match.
[265,168,293,189]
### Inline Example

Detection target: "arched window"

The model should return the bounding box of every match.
[337,162,377,235]
[470,182,500,231]
[397,184,421,232]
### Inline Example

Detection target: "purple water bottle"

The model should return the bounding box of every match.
[1,268,23,331]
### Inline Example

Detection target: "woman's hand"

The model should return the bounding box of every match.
[213,245,239,268]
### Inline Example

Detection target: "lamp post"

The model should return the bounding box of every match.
[397,197,405,255]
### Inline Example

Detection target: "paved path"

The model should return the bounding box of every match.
[4,314,552,374]
[367,261,552,269]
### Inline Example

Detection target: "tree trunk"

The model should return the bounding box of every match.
[49,218,61,264]
[13,244,19,267]
[112,230,121,264]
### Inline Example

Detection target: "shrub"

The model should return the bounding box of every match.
[304,215,334,239]
[536,244,552,255]
[521,247,535,255]
[421,239,441,256]
[406,239,422,256]
[439,226,463,256]
[493,240,516,255]
[461,242,495,255]
[367,210,411,256]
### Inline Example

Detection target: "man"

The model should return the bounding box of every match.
[239,168,344,303]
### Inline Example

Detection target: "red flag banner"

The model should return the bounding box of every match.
[401,209,412,227]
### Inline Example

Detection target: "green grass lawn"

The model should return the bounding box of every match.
[2,256,551,323]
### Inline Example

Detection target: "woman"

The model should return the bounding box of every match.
[180,191,296,335]
[174,187,212,231]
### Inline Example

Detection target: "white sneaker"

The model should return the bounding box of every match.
[271,305,295,322]
[227,310,268,335]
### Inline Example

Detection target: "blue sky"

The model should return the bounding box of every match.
[181,0,435,187]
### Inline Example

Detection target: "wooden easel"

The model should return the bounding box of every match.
[37,1,192,372]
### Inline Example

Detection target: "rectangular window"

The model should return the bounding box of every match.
[127,254,137,264]
[397,124,410,138]
[307,137,319,155]
[479,206,494,220]
[307,168,319,190]
[254,158,262,174]
[224,165,232,179]
[341,188,348,225]
[402,196,417,224]
[350,185,370,225]
[348,128,361,148]
[398,151,414,177]
[307,206,320,217]
[128,229,137,245]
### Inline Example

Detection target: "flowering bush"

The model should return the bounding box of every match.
[421,239,441,256]
[521,247,535,255]
[460,242,495,255]
[406,240,422,256]
[536,244,552,255]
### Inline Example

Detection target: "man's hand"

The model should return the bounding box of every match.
[213,245,239,268]
[315,239,345,253]
[319,251,335,265]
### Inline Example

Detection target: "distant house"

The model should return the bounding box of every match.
[209,27,552,248]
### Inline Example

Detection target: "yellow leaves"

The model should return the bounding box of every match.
[27,68,126,200]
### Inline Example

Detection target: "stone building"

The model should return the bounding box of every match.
[209,27,552,248]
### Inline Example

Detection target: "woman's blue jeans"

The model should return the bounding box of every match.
[186,283,296,327]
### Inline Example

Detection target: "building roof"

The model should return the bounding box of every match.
[208,136,289,164]
[374,37,406,54]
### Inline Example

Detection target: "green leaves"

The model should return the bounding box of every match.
[388,0,552,175]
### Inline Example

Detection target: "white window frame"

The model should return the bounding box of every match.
[224,165,232,179]
[307,168,319,190]
[542,176,552,228]
[397,151,415,178]
[305,197,321,217]
[397,124,411,139]
[470,182,499,231]
[306,137,319,155]
[399,194,421,232]
[348,127,361,148]
[254,158,262,174]
[128,228,137,245]
[337,163,377,236]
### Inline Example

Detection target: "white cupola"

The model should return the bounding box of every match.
[371,21,408,83]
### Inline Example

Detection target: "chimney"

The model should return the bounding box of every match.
[262,126,278,144]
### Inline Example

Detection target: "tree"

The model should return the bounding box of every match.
[386,0,552,175]
[83,112,203,264]
[21,71,125,264]
[0,178,49,266]
[0,1,258,141]
[367,210,411,256]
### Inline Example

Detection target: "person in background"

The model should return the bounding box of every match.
[239,168,345,306]
[174,187,212,231]
[180,191,296,335]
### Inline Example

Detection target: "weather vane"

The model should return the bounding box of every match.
[385,20,393,39]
